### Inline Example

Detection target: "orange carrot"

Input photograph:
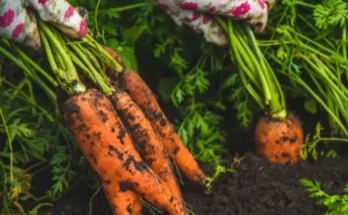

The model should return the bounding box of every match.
[63,88,186,215]
[117,70,205,185]
[104,47,124,65]
[111,88,188,215]
[255,113,304,164]
[102,180,143,215]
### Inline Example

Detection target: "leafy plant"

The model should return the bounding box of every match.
[300,122,348,160]
[259,0,348,137]
[313,0,348,30]
[1,0,348,213]
[0,0,234,212]
[301,178,348,215]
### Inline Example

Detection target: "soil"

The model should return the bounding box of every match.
[16,86,348,215]
[23,150,348,215]
[20,104,348,215]
[180,153,348,215]
[3,27,348,215]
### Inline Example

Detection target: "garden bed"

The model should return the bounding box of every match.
[22,104,348,215]
[3,2,348,213]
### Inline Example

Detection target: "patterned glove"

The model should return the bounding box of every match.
[0,0,88,50]
[154,0,276,46]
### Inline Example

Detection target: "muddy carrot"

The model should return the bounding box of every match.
[102,47,205,185]
[255,113,304,164]
[63,89,186,215]
[117,69,205,185]
[38,18,187,215]
[38,23,143,215]
[102,180,143,215]
[111,88,188,215]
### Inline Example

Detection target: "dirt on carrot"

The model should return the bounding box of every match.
[255,113,304,164]
[101,46,205,185]
[62,88,186,215]
[102,179,143,215]
[117,69,205,185]
[111,88,188,215]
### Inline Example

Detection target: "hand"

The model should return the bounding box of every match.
[154,0,276,46]
[0,0,88,50]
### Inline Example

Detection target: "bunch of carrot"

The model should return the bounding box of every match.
[215,18,304,164]
[34,15,205,215]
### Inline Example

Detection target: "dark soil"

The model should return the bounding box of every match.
[19,97,348,215]
[23,150,348,215]
[181,152,348,215]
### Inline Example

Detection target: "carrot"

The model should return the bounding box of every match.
[63,89,186,215]
[212,18,304,164]
[37,20,145,215]
[104,46,124,66]
[111,88,188,215]
[56,79,144,215]
[117,69,205,185]
[38,18,186,215]
[62,89,143,215]
[255,113,304,164]
[102,180,143,215]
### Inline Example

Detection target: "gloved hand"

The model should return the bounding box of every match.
[154,0,276,46]
[0,0,88,50]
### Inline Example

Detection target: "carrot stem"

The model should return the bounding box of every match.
[38,19,86,96]
[219,16,287,120]
[270,54,348,137]
[65,40,115,96]
[0,39,58,87]
[226,22,260,90]
[0,44,57,103]
[83,34,123,72]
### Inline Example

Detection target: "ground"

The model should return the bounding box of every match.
[22,103,348,215]
[13,69,347,215]
[180,152,348,215]
[27,150,348,215]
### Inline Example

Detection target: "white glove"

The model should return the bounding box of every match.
[154,0,276,46]
[0,0,88,50]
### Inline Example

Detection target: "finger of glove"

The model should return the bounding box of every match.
[160,0,270,32]
[75,7,89,23]
[154,1,227,46]
[187,13,228,46]
[0,0,41,50]
[25,0,88,38]
[173,10,228,46]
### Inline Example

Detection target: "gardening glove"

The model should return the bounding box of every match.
[0,0,88,50]
[154,0,276,46]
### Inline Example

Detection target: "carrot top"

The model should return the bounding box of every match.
[215,18,287,120]
[38,20,86,96]
[37,18,124,98]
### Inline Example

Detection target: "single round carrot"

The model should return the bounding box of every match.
[111,88,188,215]
[63,89,186,215]
[255,113,304,164]
[117,70,206,185]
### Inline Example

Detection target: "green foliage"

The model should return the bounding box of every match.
[301,179,348,215]
[314,0,348,30]
[0,58,89,214]
[300,122,337,160]
[222,73,255,128]
[261,0,348,137]
[300,121,348,161]
[1,0,237,213]
[1,0,348,214]
[0,76,59,213]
